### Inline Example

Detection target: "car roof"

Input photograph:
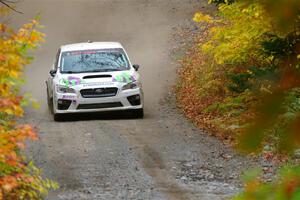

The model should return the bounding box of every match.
[60,42,124,52]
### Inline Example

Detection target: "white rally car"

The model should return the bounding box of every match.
[46,42,144,121]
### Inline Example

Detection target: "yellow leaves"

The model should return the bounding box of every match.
[242,8,249,13]
[7,18,45,51]
[182,0,300,147]
[0,24,7,33]
[245,179,261,193]
[13,105,24,117]
[0,84,11,96]
[202,42,213,53]
[3,108,14,116]
[195,2,271,65]
[193,12,214,23]
[0,96,24,117]
[0,10,56,199]
[0,17,45,117]
[9,70,19,79]
[0,6,10,16]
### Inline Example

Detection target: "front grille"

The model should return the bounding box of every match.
[80,87,118,98]
[77,102,123,110]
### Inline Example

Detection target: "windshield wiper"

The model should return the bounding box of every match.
[101,69,122,72]
[91,69,106,72]
[61,71,82,74]
[61,69,124,74]
[84,69,121,73]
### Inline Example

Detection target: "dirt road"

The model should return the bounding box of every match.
[13,0,249,199]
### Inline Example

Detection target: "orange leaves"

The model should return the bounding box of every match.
[17,124,38,141]
[0,55,5,62]
[0,123,41,198]
[12,19,45,49]
[0,12,45,119]
[0,96,23,117]
[284,178,299,198]
[0,7,57,200]
[280,170,300,198]
[176,31,242,142]
[258,0,300,32]
[0,16,45,86]
[279,69,300,91]
[0,124,38,166]
[1,176,18,193]
[178,0,300,153]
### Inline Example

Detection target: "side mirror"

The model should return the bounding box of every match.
[50,69,57,77]
[133,64,140,71]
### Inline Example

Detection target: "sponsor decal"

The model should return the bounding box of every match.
[62,95,76,99]
[69,50,97,55]
[59,72,137,88]
[62,95,77,104]
[82,82,114,87]
[59,76,86,87]
[112,72,136,83]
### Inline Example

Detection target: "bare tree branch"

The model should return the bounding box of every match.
[0,0,23,14]
[2,0,19,3]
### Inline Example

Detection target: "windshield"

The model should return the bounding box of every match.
[60,49,130,73]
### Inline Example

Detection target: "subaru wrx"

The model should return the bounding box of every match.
[46,42,144,121]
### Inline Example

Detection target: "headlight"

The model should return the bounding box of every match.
[56,85,76,93]
[122,81,141,90]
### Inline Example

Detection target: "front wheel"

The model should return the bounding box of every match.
[46,85,53,113]
[53,113,63,122]
[132,108,144,119]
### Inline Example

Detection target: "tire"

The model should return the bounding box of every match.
[53,113,63,122]
[132,108,144,119]
[46,85,52,111]
[48,97,54,114]
[46,84,56,116]
[47,84,64,122]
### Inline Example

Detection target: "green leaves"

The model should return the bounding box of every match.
[191,0,300,151]
[233,166,300,200]
[187,0,300,199]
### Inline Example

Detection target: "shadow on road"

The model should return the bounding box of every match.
[54,111,143,122]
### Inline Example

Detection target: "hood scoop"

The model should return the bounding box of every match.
[83,75,112,79]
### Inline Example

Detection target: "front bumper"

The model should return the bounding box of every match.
[53,88,143,114]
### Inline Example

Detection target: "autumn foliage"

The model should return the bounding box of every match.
[177,0,300,199]
[0,7,57,199]
[177,0,300,150]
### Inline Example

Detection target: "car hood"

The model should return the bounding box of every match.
[55,70,139,88]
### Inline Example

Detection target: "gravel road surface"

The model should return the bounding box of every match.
[13,0,250,199]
